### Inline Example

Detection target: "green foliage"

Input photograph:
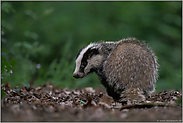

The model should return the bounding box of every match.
[22,83,30,88]
[1,49,12,74]
[175,96,182,106]
[80,100,86,105]
[1,1,182,92]
[1,31,12,77]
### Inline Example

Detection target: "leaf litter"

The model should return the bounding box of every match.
[1,82,182,122]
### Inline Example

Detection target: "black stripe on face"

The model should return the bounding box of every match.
[76,47,86,59]
[79,47,99,73]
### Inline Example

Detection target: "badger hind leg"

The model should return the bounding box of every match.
[118,87,146,104]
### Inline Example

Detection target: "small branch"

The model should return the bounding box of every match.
[120,102,165,111]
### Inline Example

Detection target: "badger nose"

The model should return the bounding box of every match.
[73,73,80,78]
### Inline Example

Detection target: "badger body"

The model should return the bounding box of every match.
[73,38,158,102]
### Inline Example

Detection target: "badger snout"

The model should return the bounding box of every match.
[73,72,85,78]
[73,73,80,78]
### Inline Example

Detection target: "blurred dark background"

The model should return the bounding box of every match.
[1,1,182,92]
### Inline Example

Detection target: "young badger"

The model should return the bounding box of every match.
[73,37,159,102]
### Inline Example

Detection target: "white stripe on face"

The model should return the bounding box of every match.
[73,43,96,75]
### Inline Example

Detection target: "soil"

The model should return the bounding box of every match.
[1,82,182,122]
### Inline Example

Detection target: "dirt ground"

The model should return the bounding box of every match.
[1,82,182,122]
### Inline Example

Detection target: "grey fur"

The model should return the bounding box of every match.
[73,37,159,102]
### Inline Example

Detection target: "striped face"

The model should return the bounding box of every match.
[73,43,103,78]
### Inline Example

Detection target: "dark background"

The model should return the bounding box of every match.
[1,1,182,92]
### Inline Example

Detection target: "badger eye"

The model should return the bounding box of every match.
[81,62,87,68]
[88,54,93,59]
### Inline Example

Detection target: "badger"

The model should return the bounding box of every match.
[73,37,159,102]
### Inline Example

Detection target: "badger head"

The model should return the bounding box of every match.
[73,43,103,78]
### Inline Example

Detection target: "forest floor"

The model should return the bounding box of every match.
[1,82,182,122]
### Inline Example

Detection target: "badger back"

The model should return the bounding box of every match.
[103,39,158,94]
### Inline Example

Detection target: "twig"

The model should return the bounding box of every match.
[120,102,165,111]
